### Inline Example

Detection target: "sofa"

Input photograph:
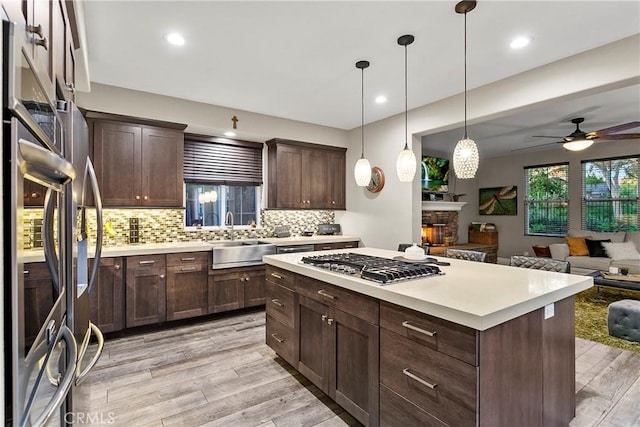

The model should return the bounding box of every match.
[549,230,640,275]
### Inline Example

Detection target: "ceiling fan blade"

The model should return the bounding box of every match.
[588,121,640,137]
[594,133,640,140]
[511,142,560,152]
[531,135,564,139]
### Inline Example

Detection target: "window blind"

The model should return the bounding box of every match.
[524,163,569,236]
[184,136,263,185]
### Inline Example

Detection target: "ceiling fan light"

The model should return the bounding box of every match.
[453,137,479,179]
[396,147,417,182]
[354,157,372,187]
[563,139,594,151]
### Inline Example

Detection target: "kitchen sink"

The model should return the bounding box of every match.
[210,240,276,269]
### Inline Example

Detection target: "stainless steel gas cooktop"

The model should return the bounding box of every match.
[300,253,444,284]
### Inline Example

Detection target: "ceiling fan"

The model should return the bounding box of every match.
[529,117,640,151]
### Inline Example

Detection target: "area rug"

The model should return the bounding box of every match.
[575,286,640,354]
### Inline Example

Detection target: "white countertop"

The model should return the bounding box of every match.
[263,247,593,331]
[22,235,361,263]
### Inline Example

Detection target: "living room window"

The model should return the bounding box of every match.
[582,155,639,232]
[183,135,263,228]
[524,163,569,236]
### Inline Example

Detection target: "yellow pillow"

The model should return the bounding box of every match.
[565,236,590,256]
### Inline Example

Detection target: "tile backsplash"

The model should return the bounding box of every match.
[23,208,336,248]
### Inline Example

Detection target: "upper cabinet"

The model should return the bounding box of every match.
[89,114,186,207]
[266,138,346,210]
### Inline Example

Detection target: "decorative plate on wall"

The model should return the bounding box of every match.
[367,167,385,193]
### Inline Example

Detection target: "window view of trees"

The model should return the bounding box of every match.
[185,183,259,227]
[525,164,569,236]
[582,157,639,232]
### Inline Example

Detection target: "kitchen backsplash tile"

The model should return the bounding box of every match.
[22,208,336,248]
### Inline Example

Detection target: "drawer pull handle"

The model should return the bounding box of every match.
[402,321,436,337]
[271,299,284,307]
[270,272,283,279]
[317,290,336,300]
[271,333,284,343]
[181,257,195,262]
[321,246,332,250]
[139,260,156,265]
[24,270,29,275]
[181,267,197,272]
[403,368,438,390]
[159,274,165,279]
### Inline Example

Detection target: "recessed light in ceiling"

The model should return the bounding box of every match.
[224,131,236,137]
[375,95,387,104]
[510,35,531,49]
[166,32,185,46]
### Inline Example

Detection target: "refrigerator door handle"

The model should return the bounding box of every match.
[43,188,60,292]
[20,325,78,427]
[82,158,103,293]
[18,138,75,190]
[75,322,105,386]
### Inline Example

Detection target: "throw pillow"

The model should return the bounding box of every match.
[585,239,611,257]
[602,241,640,260]
[565,237,590,256]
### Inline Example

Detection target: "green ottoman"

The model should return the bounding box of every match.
[607,299,640,342]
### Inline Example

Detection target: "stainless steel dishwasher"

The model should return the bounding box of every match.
[276,244,315,254]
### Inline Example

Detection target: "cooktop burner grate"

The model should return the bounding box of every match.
[300,253,443,284]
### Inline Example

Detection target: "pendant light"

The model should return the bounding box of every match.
[354,60,372,186]
[396,34,417,183]
[452,1,479,179]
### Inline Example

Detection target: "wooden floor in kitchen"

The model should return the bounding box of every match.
[77,309,640,427]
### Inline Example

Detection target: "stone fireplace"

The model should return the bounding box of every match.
[421,210,460,246]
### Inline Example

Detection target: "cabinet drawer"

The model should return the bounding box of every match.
[266,280,295,327]
[166,264,207,274]
[380,328,477,427]
[266,265,294,288]
[167,252,209,267]
[313,241,358,251]
[380,385,449,427]
[296,275,378,325]
[266,314,295,366]
[127,254,166,269]
[380,301,477,365]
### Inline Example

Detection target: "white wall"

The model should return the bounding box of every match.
[338,35,639,251]
[76,83,349,147]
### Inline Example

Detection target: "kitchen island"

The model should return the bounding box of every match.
[263,247,593,427]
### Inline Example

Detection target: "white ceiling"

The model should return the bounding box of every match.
[84,1,640,155]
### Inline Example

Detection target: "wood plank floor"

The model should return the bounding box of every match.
[75,309,640,427]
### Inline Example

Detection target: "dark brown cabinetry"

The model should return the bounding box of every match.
[166,252,208,321]
[23,262,55,346]
[89,257,124,333]
[92,120,184,207]
[265,266,297,366]
[265,269,379,427]
[125,254,167,327]
[207,265,266,314]
[23,181,47,206]
[313,241,358,251]
[266,138,346,210]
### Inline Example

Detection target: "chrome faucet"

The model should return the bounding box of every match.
[225,211,235,240]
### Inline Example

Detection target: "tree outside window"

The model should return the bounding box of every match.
[582,157,639,232]
[525,164,569,236]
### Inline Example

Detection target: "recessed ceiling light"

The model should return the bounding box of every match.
[510,35,531,49]
[224,131,236,137]
[166,32,185,46]
[375,95,387,104]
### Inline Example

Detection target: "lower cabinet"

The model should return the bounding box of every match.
[166,252,208,321]
[89,257,124,333]
[208,265,266,314]
[265,266,379,427]
[125,254,167,327]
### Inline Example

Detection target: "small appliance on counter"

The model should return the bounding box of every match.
[274,225,290,238]
[317,223,341,235]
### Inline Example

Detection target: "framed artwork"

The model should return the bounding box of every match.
[479,186,517,215]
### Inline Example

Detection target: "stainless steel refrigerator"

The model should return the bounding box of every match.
[3,19,104,426]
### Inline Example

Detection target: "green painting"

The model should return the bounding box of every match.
[479,186,517,215]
